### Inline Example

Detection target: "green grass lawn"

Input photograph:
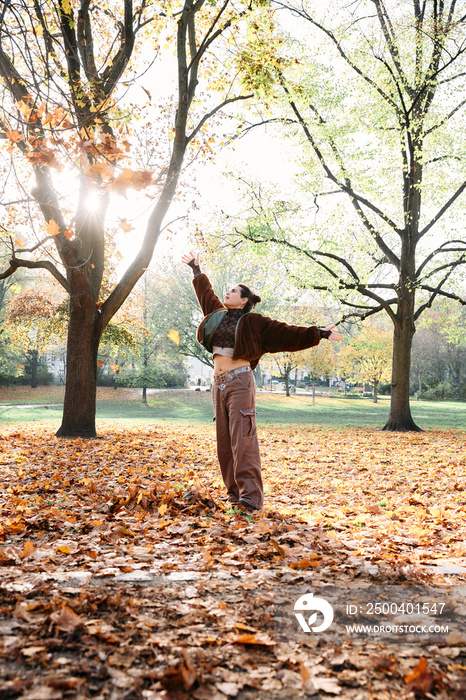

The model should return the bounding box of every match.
[0,388,465,429]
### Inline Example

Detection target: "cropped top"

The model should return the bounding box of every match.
[211,308,244,350]
[212,347,234,358]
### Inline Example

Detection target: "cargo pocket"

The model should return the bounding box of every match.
[240,409,257,438]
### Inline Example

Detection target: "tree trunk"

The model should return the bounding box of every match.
[383,312,422,431]
[312,378,316,403]
[30,349,38,388]
[373,380,378,404]
[56,288,102,438]
[142,386,147,404]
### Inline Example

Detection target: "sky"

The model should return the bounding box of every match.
[114,108,299,274]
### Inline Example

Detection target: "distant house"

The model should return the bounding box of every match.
[188,356,211,385]
[44,347,66,383]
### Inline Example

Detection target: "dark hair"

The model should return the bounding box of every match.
[238,284,261,313]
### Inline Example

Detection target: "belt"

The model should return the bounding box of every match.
[213,365,252,389]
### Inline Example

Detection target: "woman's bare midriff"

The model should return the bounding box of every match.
[213,355,251,374]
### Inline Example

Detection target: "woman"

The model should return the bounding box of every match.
[182,252,342,512]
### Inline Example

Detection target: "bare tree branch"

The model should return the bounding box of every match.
[187,94,253,144]
[419,179,466,238]
[415,284,466,320]
[418,256,466,283]
[371,0,412,96]
[424,95,466,135]
[338,299,398,324]
[416,239,466,276]
[0,258,69,291]
[281,86,402,268]
[11,236,54,254]
[238,226,399,323]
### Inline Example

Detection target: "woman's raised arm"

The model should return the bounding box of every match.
[182,252,224,316]
[182,251,201,276]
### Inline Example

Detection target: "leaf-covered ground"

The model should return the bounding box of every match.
[1,422,466,699]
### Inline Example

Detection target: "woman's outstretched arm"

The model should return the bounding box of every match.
[254,316,343,356]
[182,251,224,316]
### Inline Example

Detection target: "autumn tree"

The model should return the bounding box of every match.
[0,0,263,437]
[235,0,466,431]
[340,323,392,403]
[261,350,299,395]
[113,272,189,402]
[0,276,25,383]
[302,341,335,403]
[5,288,63,387]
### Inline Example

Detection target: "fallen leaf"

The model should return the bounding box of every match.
[20,540,36,559]
[311,677,341,694]
[50,606,82,633]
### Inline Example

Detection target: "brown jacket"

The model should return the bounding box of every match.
[193,273,322,370]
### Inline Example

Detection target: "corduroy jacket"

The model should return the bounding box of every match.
[193,273,322,370]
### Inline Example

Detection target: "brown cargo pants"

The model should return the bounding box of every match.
[212,366,263,509]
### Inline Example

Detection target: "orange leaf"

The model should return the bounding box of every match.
[87,162,115,180]
[290,556,321,569]
[63,228,74,240]
[404,657,436,693]
[46,219,60,237]
[158,503,168,516]
[20,540,36,559]
[5,129,24,143]
[141,86,152,101]
[118,218,134,233]
[16,100,33,119]
[235,622,257,632]
[109,168,133,196]
[234,633,274,646]
[131,170,153,190]
[97,361,104,367]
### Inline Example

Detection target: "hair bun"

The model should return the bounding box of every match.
[253,294,261,305]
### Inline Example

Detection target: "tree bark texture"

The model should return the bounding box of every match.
[56,275,102,438]
[383,300,422,432]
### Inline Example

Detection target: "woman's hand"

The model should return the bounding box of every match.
[181,251,200,266]
[323,324,343,341]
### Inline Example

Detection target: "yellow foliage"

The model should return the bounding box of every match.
[167,329,180,346]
